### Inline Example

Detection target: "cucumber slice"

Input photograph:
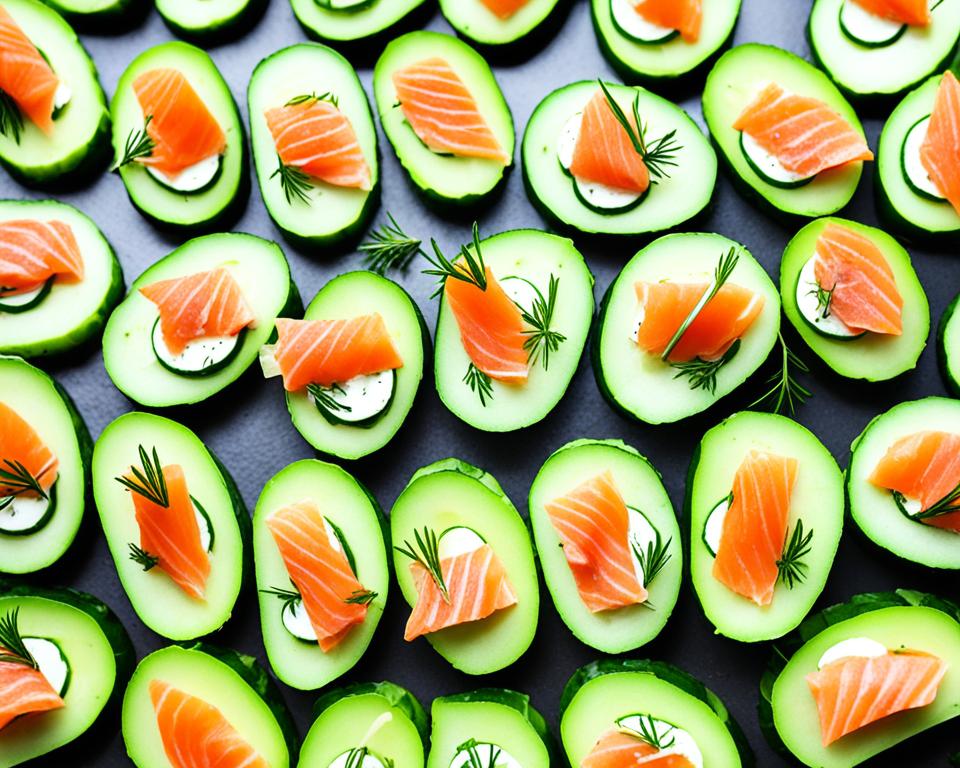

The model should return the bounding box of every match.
[938,290,960,396]
[290,0,428,48]
[156,0,265,40]
[248,43,379,250]
[280,271,426,460]
[434,229,593,432]
[0,279,51,313]
[390,458,539,674]
[310,370,396,426]
[110,41,246,230]
[0,356,90,575]
[122,643,297,768]
[374,31,514,208]
[809,0,960,100]
[738,131,814,189]
[303,682,428,768]
[780,217,929,380]
[429,689,554,768]
[253,459,389,690]
[0,584,134,768]
[91,411,251,640]
[793,256,864,341]
[847,397,960,569]
[529,438,682,653]
[686,411,844,642]
[560,660,752,768]
[901,116,946,201]
[0,482,56,535]
[0,0,109,186]
[102,232,299,408]
[150,320,244,377]
[594,232,780,425]
[38,0,146,29]
[439,0,565,49]
[609,0,678,44]
[703,43,868,219]
[523,81,716,235]
[0,199,123,359]
[760,591,960,767]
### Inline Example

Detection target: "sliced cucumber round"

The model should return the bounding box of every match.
[0,584,134,768]
[523,80,716,235]
[529,438,682,653]
[760,590,960,767]
[0,0,109,186]
[0,356,89,575]
[938,290,960,396]
[122,643,297,768]
[92,411,251,640]
[434,229,593,432]
[591,0,741,85]
[687,411,844,642]
[901,116,946,201]
[848,397,960,569]
[156,0,264,40]
[390,458,539,675]
[110,41,246,230]
[439,0,565,49]
[248,44,379,250]
[290,0,428,48]
[594,232,780,425]
[38,0,146,29]
[0,280,51,314]
[703,43,868,219]
[150,320,244,377]
[809,0,960,99]
[374,31,514,208]
[0,199,123,359]
[253,459,389,691]
[102,232,299,408]
[280,271,425,460]
[739,131,814,189]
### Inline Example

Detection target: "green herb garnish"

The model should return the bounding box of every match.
[621,714,676,750]
[598,81,681,182]
[423,222,487,298]
[271,154,313,205]
[360,213,424,276]
[0,608,37,668]
[113,115,155,170]
[669,339,741,394]
[0,90,23,144]
[749,332,812,416]
[261,585,302,613]
[285,91,339,108]
[344,588,379,606]
[395,527,449,603]
[777,519,813,589]
[632,526,672,589]
[307,382,352,414]
[128,543,159,571]
[519,274,566,371]
[0,459,50,500]
[115,445,169,508]
[463,362,494,407]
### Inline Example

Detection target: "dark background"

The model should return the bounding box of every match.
[4,0,959,765]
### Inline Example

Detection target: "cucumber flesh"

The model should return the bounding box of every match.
[439,0,563,48]
[25,636,70,695]
[795,256,863,340]
[739,131,814,189]
[901,115,945,201]
[609,0,678,44]
[0,279,52,313]
[290,0,426,45]
[617,715,702,766]
[156,0,263,39]
[309,370,395,427]
[702,495,728,557]
[151,319,244,377]
[838,0,905,47]
[0,481,57,535]
[938,291,960,396]
[144,154,222,194]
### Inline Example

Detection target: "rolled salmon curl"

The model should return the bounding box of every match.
[851,0,930,26]
[633,0,702,43]
[920,71,960,216]
[0,402,58,497]
[0,659,64,731]
[0,6,60,135]
[0,219,84,293]
[581,730,695,768]
[480,0,528,19]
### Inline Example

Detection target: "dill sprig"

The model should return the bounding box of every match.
[808,282,834,319]
[749,332,813,416]
[113,115,155,170]
[0,458,51,500]
[519,274,567,371]
[899,483,960,520]
[0,91,23,144]
[345,747,369,768]
[285,91,339,108]
[271,155,313,205]
[0,608,37,668]
[777,519,813,589]
[632,527,672,589]
[395,527,449,603]
[115,445,169,508]
[423,222,487,299]
[463,362,494,407]
[621,715,675,750]
[128,543,159,571]
[598,81,681,182]
[345,588,379,606]
[261,585,302,613]
[360,213,424,276]
[456,739,503,768]
[670,339,741,394]
[307,382,352,414]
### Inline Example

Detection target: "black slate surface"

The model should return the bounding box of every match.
[2,0,958,765]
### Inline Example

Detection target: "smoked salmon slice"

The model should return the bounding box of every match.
[264,99,372,191]
[268,315,404,393]
[712,451,798,606]
[133,69,226,178]
[733,83,873,178]
[266,500,371,652]
[869,430,960,533]
[920,71,960,216]
[480,0,528,19]
[0,219,83,294]
[544,471,647,613]
[0,660,64,731]
[0,402,57,497]
[851,0,930,26]
[814,223,903,336]
[128,463,210,600]
[404,543,517,641]
[150,680,268,768]
[634,0,702,43]
[634,282,764,362]
[392,58,509,164]
[806,650,947,746]
[582,731,694,768]
[445,266,528,383]
[570,89,650,195]
[0,6,60,135]
[139,268,255,356]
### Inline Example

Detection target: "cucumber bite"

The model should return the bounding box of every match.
[808,0,960,101]
[0,199,122,358]
[594,232,779,425]
[301,682,428,768]
[560,660,753,768]
[439,0,565,50]
[431,228,592,432]
[102,232,298,408]
[92,411,250,640]
[780,217,929,381]
[390,458,539,674]
[254,459,389,691]
[0,584,134,768]
[591,0,740,86]
[374,31,514,208]
[0,356,90,575]
[248,43,379,250]
[38,0,144,29]
[0,0,109,186]
[122,643,297,768]
[260,270,426,460]
[156,0,264,40]
[428,689,554,768]
[760,590,960,767]
[687,411,844,642]
[290,0,429,49]
[938,289,960,396]
[847,397,960,569]
[110,41,246,230]
[528,438,682,653]
[522,80,716,236]
[703,43,872,219]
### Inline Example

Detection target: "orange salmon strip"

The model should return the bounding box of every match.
[920,71,960,216]
[582,730,695,768]
[0,5,60,135]
[0,661,64,731]
[851,0,930,26]
[0,219,83,294]
[634,0,702,43]
[0,402,57,496]
[480,0,528,18]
